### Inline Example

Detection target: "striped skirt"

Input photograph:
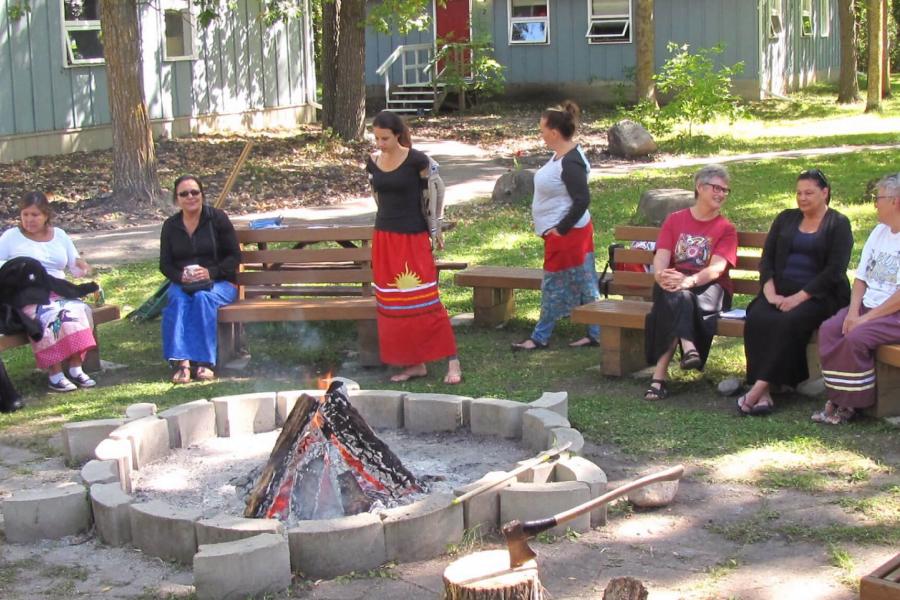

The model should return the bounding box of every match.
[24,296,96,370]
[819,306,900,409]
[372,230,457,366]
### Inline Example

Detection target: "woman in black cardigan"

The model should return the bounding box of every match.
[739,169,852,415]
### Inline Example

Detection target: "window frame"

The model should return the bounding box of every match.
[800,0,813,37]
[162,1,199,62]
[585,0,632,45]
[818,0,830,37]
[61,0,104,67]
[507,0,550,45]
[767,0,783,39]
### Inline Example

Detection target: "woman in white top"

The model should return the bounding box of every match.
[814,173,900,424]
[511,101,600,351]
[0,192,98,392]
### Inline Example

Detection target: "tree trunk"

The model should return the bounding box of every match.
[331,0,366,140]
[838,0,861,102]
[443,550,544,600]
[634,0,657,105]
[866,0,884,111]
[882,0,891,97]
[99,0,162,204]
[321,0,339,128]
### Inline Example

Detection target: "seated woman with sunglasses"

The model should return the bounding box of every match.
[643,164,738,401]
[159,175,240,384]
[738,169,852,416]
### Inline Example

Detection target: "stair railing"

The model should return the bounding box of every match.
[376,43,435,103]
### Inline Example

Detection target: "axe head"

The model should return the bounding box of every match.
[501,519,537,569]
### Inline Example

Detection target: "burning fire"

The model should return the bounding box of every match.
[316,372,333,390]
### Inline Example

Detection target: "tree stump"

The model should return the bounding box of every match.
[443,550,544,600]
[602,576,648,600]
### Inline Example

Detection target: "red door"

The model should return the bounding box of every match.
[435,0,470,43]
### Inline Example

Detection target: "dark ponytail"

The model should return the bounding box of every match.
[372,110,412,148]
[541,100,580,140]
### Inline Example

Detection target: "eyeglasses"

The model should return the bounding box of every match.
[875,195,896,203]
[704,183,731,195]
[177,189,202,198]
[800,168,830,189]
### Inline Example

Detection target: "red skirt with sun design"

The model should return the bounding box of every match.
[372,230,457,365]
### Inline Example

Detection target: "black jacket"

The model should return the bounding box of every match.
[0,256,99,340]
[758,207,853,313]
[159,205,240,285]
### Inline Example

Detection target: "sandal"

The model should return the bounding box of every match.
[748,399,774,416]
[811,400,838,423]
[819,405,855,425]
[511,338,549,352]
[391,366,427,382]
[568,337,600,348]
[171,365,191,384]
[644,379,668,401]
[195,366,215,381]
[680,349,703,371]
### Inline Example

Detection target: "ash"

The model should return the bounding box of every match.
[131,429,532,519]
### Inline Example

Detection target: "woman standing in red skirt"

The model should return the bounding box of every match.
[366,111,462,384]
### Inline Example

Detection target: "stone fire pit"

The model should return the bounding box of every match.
[1,381,607,600]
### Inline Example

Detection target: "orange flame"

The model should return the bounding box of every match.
[316,372,333,390]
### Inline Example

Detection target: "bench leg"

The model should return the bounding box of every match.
[81,325,102,373]
[805,341,822,381]
[217,322,238,367]
[473,288,515,327]
[868,361,900,418]
[357,320,381,367]
[600,327,646,377]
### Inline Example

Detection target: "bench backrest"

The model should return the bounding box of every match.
[235,225,374,299]
[608,225,767,298]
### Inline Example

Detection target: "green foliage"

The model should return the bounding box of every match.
[653,42,745,138]
[431,36,505,108]
[6,1,30,20]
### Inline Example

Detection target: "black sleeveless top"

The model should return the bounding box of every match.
[366,148,429,233]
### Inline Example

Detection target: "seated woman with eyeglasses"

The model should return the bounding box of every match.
[813,173,900,425]
[159,175,241,384]
[739,169,852,415]
[643,164,738,401]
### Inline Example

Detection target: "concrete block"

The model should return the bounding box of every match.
[529,391,568,418]
[381,493,463,562]
[275,390,324,426]
[403,393,469,433]
[130,501,202,564]
[94,437,133,493]
[90,483,133,546]
[109,417,170,470]
[159,400,217,448]
[469,397,528,439]
[212,392,276,436]
[125,402,157,419]
[522,409,570,451]
[288,512,386,578]
[453,471,512,534]
[554,456,609,527]
[2,483,92,542]
[515,459,557,484]
[196,514,284,546]
[61,418,127,466]
[194,534,292,600]
[79,459,119,486]
[549,427,585,456]
[500,481,591,535]
[348,390,405,429]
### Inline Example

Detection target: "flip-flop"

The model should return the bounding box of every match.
[568,337,600,348]
[511,338,549,352]
[680,349,703,371]
[390,370,427,382]
[748,400,774,416]
[736,395,750,416]
[171,365,191,384]
[443,371,463,385]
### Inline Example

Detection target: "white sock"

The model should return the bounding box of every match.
[49,372,66,384]
[69,366,87,379]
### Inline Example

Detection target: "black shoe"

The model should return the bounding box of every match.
[0,397,24,413]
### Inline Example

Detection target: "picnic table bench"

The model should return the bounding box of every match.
[861,552,900,600]
[216,224,465,367]
[0,303,121,372]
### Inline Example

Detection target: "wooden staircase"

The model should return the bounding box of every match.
[385,83,445,114]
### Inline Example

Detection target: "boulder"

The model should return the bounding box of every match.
[627,479,679,508]
[637,188,695,226]
[492,169,535,205]
[607,120,657,158]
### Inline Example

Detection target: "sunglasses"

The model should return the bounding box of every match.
[800,168,830,189]
[177,189,202,198]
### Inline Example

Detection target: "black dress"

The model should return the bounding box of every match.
[743,208,852,386]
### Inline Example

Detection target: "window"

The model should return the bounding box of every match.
[163,1,197,61]
[508,0,549,44]
[800,0,813,37]
[586,0,631,44]
[62,0,104,66]
[818,0,830,37]
[767,0,782,38]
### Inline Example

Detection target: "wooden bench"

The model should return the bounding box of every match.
[861,552,900,600]
[570,225,900,417]
[216,224,465,367]
[0,303,121,372]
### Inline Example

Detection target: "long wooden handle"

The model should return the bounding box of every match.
[452,442,572,505]
[520,465,684,537]
[213,141,254,209]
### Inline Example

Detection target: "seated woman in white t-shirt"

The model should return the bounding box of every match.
[0,192,98,393]
[814,173,900,424]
